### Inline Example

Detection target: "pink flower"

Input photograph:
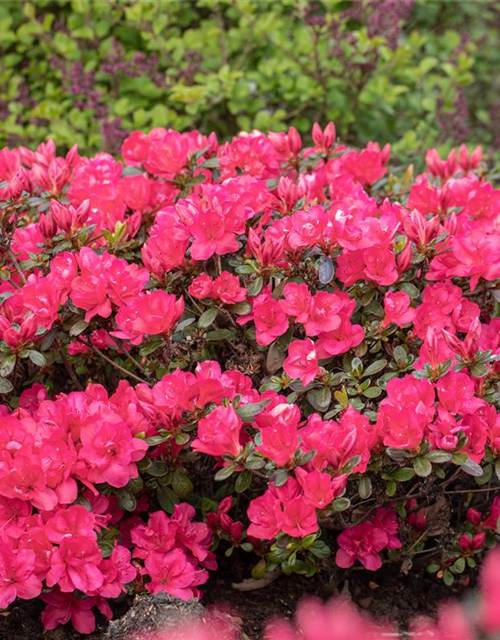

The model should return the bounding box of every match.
[192,405,243,458]
[144,549,201,600]
[312,121,336,153]
[363,246,398,286]
[97,545,137,598]
[257,403,300,467]
[190,210,239,260]
[372,508,402,551]
[79,417,148,488]
[279,283,312,324]
[304,292,344,336]
[113,291,185,345]
[382,291,415,328]
[247,489,283,540]
[283,339,320,386]
[281,496,318,538]
[46,536,104,594]
[41,589,112,634]
[212,272,247,304]
[189,273,215,299]
[336,522,388,571]
[295,467,341,510]
[241,291,289,346]
[0,543,42,609]
[45,505,96,544]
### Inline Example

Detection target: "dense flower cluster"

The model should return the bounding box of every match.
[0,123,499,633]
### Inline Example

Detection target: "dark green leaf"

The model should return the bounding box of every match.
[0,377,13,394]
[363,359,387,377]
[235,399,271,421]
[198,307,218,328]
[172,470,193,498]
[69,320,89,337]
[394,467,416,482]
[214,464,237,481]
[413,457,432,477]
[247,276,263,297]
[235,469,252,493]
[28,350,46,367]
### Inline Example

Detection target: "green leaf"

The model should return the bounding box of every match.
[146,435,170,446]
[400,283,420,299]
[227,301,251,315]
[206,329,235,341]
[426,451,453,463]
[236,399,271,421]
[362,386,382,398]
[0,377,13,394]
[235,469,252,493]
[358,476,372,499]
[461,458,484,477]
[272,469,289,487]
[451,557,465,574]
[0,355,16,378]
[172,470,193,498]
[393,467,416,482]
[413,457,432,478]
[309,540,331,559]
[495,459,500,483]
[363,359,387,377]
[340,455,361,474]
[214,464,237,481]
[117,491,136,512]
[69,320,89,336]
[386,480,397,496]
[199,157,220,169]
[393,345,407,363]
[175,433,190,446]
[307,387,331,412]
[426,563,440,574]
[247,276,263,297]
[442,569,454,586]
[139,339,163,356]
[28,350,46,367]
[245,453,266,470]
[332,497,350,512]
[157,486,177,514]
[452,453,468,465]
[198,307,218,328]
[147,461,170,477]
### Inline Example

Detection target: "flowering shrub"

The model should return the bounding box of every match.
[0,122,499,633]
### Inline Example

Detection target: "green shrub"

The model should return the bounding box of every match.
[0,0,497,161]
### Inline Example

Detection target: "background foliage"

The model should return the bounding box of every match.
[0,0,499,160]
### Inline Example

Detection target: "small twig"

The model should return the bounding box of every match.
[58,341,83,391]
[109,337,147,374]
[214,254,222,277]
[8,249,27,284]
[444,487,497,495]
[84,340,148,384]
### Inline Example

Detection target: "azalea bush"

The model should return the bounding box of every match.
[1,0,499,160]
[0,121,500,634]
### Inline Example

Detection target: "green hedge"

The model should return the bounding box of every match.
[0,0,498,159]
